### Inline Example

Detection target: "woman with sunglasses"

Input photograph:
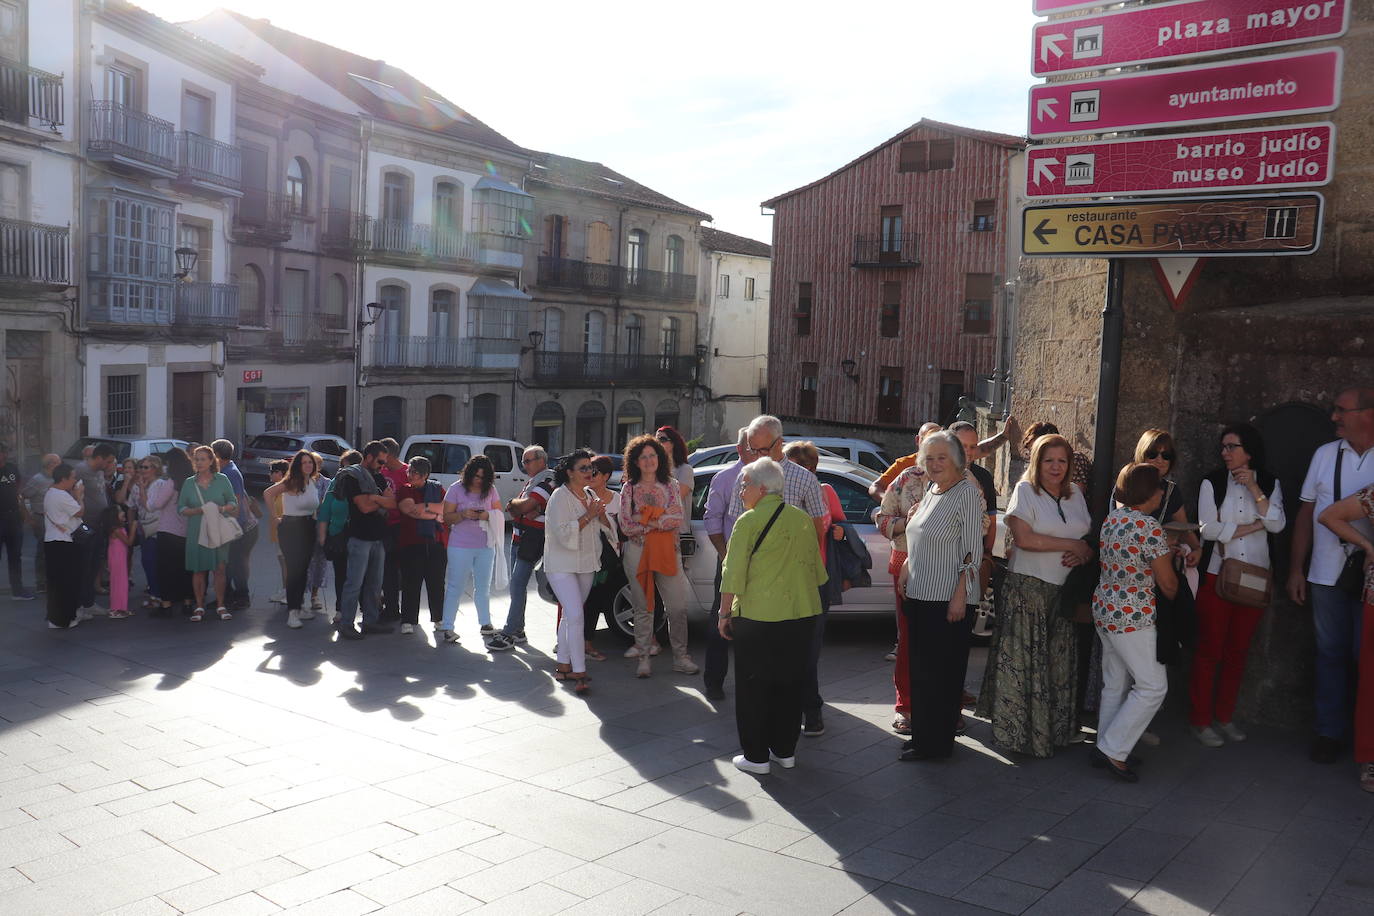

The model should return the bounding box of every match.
[580,455,623,661]
[542,449,613,693]
[655,426,693,531]
[1133,429,1201,566]
[437,455,502,644]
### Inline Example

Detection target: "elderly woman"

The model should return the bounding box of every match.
[179,444,239,621]
[976,434,1093,757]
[42,463,84,629]
[899,431,984,762]
[718,458,827,774]
[1092,463,1179,782]
[544,449,612,695]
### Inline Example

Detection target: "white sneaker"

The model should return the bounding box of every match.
[884,645,898,662]
[1192,726,1224,748]
[271,592,286,604]
[732,754,770,775]
[623,645,642,658]
[310,596,324,610]
[286,610,302,629]
[297,608,315,621]
[400,623,415,635]
[1216,721,1247,743]
[1138,731,1161,746]
[769,751,796,769]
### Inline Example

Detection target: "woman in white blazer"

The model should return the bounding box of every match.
[543,449,613,694]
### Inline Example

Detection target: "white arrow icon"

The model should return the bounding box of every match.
[1031,157,1058,185]
[1036,97,1059,121]
[1040,33,1066,63]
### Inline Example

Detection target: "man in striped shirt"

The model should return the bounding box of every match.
[729,415,831,735]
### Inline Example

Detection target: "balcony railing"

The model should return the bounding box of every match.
[536,257,697,302]
[0,57,63,130]
[173,281,238,328]
[531,351,696,386]
[234,190,293,243]
[320,208,371,257]
[176,132,241,193]
[0,218,68,286]
[371,220,477,262]
[852,234,920,267]
[87,101,176,173]
[369,335,521,370]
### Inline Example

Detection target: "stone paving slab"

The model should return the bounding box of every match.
[1,533,1371,915]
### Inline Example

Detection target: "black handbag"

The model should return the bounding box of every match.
[1333,447,1369,599]
[323,530,349,562]
[71,523,94,546]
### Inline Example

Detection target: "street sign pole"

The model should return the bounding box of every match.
[1091,258,1125,523]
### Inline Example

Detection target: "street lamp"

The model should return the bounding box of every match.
[840,358,859,382]
[356,300,383,331]
[173,247,199,280]
[520,329,544,355]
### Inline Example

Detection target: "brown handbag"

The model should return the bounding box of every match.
[1215,541,1272,609]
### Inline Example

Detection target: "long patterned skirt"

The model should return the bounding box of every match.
[975,571,1078,757]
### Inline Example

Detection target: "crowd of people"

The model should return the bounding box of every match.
[5,386,1372,789]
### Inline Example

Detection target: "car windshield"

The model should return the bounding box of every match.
[405,442,471,475]
[858,452,892,473]
[250,435,304,452]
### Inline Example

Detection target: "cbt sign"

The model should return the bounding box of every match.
[1025,122,1335,198]
[1033,0,1349,76]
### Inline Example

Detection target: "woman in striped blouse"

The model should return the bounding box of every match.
[899,431,985,762]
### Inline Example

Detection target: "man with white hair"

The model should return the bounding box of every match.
[729,415,830,734]
[489,445,554,651]
[702,427,751,700]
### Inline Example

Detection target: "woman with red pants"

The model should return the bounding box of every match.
[1318,483,1374,793]
[1191,423,1285,748]
[877,461,926,734]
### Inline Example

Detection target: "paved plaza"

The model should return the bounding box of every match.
[1,537,1372,916]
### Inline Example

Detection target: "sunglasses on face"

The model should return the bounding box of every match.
[573,465,593,474]
[1144,449,1175,462]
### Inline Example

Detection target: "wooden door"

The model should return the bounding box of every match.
[425,395,453,434]
[172,372,204,443]
[324,386,346,438]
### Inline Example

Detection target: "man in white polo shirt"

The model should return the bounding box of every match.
[1288,386,1374,764]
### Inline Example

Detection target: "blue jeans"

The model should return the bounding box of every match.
[338,537,384,631]
[1311,582,1364,740]
[502,554,536,636]
[442,545,494,630]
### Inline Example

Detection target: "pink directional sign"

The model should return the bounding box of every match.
[1033,0,1349,77]
[1034,0,1111,15]
[1028,47,1341,139]
[1025,122,1336,199]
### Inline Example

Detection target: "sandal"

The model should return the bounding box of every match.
[217,607,232,620]
[585,646,607,662]
[893,717,911,735]
[571,675,590,696]
[190,608,204,622]
[109,610,131,620]
[553,667,592,683]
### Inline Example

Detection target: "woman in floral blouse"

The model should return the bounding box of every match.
[619,434,696,678]
[1091,462,1179,782]
[1318,483,1374,794]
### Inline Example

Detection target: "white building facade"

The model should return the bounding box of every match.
[697,227,771,444]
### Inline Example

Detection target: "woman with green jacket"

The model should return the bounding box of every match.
[718,457,828,775]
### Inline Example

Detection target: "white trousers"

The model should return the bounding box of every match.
[1096,627,1168,762]
[548,570,594,673]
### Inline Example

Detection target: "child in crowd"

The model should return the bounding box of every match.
[106,503,138,619]
[266,460,289,604]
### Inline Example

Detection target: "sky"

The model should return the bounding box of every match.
[140,0,1038,244]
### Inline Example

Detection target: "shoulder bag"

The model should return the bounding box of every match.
[195,480,243,550]
[751,502,786,557]
[1333,447,1369,598]
[1215,539,1273,608]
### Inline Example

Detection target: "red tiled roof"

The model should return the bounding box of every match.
[761,118,1026,207]
[700,226,770,258]
[224,11,523,154]
[526,151,712,221]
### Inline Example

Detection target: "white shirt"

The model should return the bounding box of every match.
[280,486,321,517]
[542,485,609,575]
[1299,439,1374,586]
[1005,480,1092,586]
[44,487,82,542]
[1199,476,1286,576]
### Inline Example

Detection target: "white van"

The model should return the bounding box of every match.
[783,437,893,474]
[400,435,527,505]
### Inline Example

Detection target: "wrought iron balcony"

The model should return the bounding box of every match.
[0,57,63,130]
[87,101,176,176]
[234,190,293,244]
[531,351,696,386]
[536,257,697,302]
[320,208,371,258]
[851,234,920,268]
[368,335,521,370]
[173,281,238,328]
[268,312,351,347]
[175,132,241,195]
[969,216,996,232]
[0,218,68,287]
[371,219,478,264]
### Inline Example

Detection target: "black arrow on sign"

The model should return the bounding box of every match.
[1032,218,1058,245]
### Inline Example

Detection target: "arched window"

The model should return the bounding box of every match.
[654,398,680,432]
[660,316,680,355]
[425,395,454,434]
[285,157,309,215]
[434,181,462,257]
[616,399,645,450]
[583,310,605,354]
[472,393,499,437]
[374,284,406,366]
[429,288,456,338]
[665,235,684,275]
[626,229,647,283]
[322,273,347,330]
[372,396,404,441]
[586,220,612,264]
[542,307,562,351]
[532,401,564,454]
[575,400,607,452]
[240,263,265,326]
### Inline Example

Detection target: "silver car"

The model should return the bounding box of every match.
[241,432,352,487]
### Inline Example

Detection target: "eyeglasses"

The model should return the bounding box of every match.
[138,464,153,469]
[1144,449,1176,462]
[1220,443,1244,452]
[745,435,780,456]
[1333,405,1373,416]
[521,456,542,465]
[573,464,593,474]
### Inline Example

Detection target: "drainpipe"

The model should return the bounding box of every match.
[353,115,372,446]
[1090,258,1125,521]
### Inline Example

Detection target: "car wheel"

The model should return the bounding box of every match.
[610,584,666,643]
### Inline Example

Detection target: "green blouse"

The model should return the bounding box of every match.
[178,473,237,515]
[720,493,827,622]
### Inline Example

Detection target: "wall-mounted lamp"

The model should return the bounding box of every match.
[520,330,544,355]
[356,301,384,331]
[840,358,859,382]
[173,247,199,280]
[694,344,708,362]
